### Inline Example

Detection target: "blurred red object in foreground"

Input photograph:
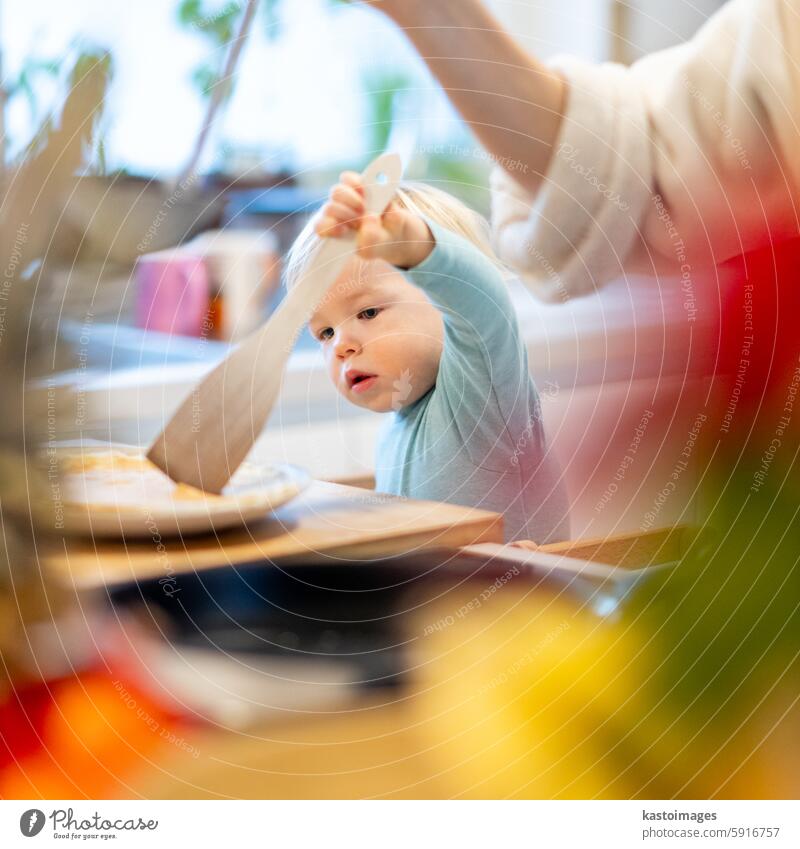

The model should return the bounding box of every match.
[0,614,195,800]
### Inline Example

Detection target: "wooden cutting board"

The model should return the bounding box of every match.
[46,481,503,589]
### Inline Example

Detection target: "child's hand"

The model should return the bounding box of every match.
[314,171,434,269]
[510,540,541,551]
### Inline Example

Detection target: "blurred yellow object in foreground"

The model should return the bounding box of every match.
[411,572,797,799]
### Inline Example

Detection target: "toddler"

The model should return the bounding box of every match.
[286,172,569,543]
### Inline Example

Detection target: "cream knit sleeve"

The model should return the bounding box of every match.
[491,0,800,301]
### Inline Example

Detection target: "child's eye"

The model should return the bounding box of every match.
[357,307,381,320]
[317,327,334,341]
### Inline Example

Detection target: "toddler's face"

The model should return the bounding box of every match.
[309,257,444,413]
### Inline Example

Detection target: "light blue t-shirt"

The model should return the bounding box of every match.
[375,219,570,544]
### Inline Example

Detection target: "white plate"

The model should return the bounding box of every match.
[54,443,310,539]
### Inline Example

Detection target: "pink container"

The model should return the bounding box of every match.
[135,250,210,337]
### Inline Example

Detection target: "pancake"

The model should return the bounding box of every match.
[60,451,223,509]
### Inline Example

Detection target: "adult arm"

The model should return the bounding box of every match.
[491,0,800,298]
[365,0,800,298]
[360,0,566,196]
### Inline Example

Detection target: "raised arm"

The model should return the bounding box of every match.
[359,0,566,195]
[362,0,800,300]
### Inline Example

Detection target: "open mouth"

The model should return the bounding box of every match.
[346,370,378,394]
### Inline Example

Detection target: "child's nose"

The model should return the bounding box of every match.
[333,330,362,359]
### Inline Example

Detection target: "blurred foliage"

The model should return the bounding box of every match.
[3,55,63,122]
[178,0,242,41]
[177,0,345,102]
[178,0,244,101]
[635,480,799,731]
[3,45,112,172]
[361,69,411,155]
[20,46,113,176]
[423,153,492,216]
[64,48,113,173]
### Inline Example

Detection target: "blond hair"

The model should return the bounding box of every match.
[284,181,504,290]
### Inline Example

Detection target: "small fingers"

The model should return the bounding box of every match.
[325,199,362,226]
[510,540,541,551]
[339,171,365,193]
[315,200,362,237]
[315,220,352,238]
[331,184,365,215]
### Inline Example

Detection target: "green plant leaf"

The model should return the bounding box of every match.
[361,69,411,154]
